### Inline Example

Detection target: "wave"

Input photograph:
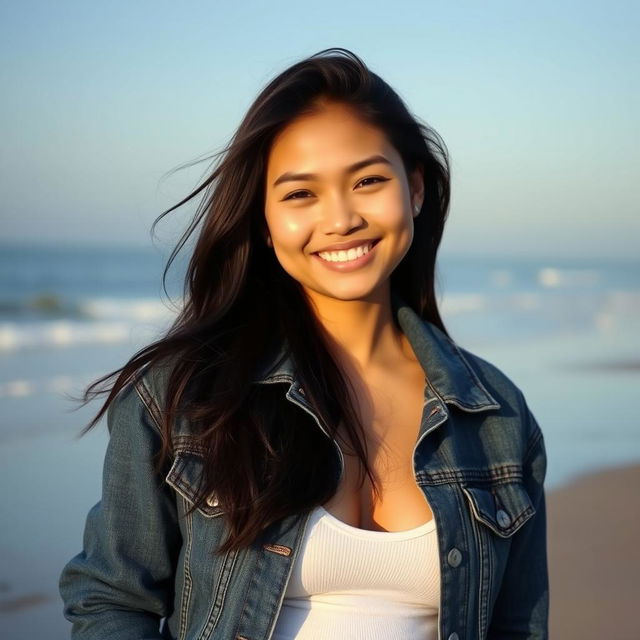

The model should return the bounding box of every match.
[1,290,639,353]
[537,267,602,288]
[0,372,103,399]
[0,294,178,320]
[0,297,177,352]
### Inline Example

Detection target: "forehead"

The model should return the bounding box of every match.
[266,103,398,174]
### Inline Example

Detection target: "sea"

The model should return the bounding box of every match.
[1,242,639,637]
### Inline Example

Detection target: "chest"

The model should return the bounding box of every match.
[322,367,434,532]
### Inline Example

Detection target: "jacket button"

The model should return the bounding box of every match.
[496,509,512,528]
[447,633,460,640]
[447,547,463,567]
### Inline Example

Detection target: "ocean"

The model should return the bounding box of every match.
[1,243,639,637]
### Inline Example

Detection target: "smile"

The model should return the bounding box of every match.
[316,241,376,263]
[312,239,380,272]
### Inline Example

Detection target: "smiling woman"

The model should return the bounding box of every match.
[264,101,423,300]
[59,48,548,640]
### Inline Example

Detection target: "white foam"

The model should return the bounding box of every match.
[538,267,602,288]
[80,298,174,322]
[0,319,176,352]
[0,372,103,399]
[1,379,35,397]
[0,297,178,352]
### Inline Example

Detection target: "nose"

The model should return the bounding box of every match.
[319,193,364,235]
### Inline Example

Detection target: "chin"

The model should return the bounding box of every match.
[306,280,389,303]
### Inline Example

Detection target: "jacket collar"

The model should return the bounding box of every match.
[252,292,500,412]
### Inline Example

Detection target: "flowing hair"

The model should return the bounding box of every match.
[79,47,451,553]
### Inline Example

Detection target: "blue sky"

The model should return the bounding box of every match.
[1,0,638,257]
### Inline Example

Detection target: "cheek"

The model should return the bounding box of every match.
[265,209,311,251]
[370,189,412,231]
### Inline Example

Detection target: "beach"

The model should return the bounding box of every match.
[547,463,640,640]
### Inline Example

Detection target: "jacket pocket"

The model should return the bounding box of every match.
[462,481,536,538]
[165,450,224,518]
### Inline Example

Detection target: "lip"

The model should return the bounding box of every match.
[312,239,380,272]
[313,238,379,253]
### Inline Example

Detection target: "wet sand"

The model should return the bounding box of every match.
[548,463,640,640]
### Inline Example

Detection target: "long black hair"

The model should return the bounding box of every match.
[81,47,451,553]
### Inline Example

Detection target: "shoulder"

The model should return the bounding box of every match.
[109,356,176,437]
[450,339,543,446]
[457,343,525,404]
[136,356,174,405]
[130,355,207,448]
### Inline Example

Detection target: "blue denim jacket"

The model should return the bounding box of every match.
[59,297,549,639]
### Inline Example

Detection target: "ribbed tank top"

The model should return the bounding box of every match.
[271,504,440,639]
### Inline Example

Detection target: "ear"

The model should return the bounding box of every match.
[409,165,425,216]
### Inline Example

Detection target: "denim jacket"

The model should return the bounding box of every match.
[59,297,549,639]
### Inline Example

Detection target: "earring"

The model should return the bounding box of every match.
[413,203,421,217]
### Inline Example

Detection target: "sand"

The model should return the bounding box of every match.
[548,463,640,640]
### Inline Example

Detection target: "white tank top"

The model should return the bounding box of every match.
[271,504,440,639]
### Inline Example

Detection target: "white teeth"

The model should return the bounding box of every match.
[318,243,372,262]
[318,242,373,263]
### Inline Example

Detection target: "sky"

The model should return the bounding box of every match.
[0,0,638,258]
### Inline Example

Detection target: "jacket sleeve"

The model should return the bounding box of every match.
[59,379,181,639]
[487,399,549,639]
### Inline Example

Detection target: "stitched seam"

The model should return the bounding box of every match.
[232,540,263,640]
[462,487,535,537]
[172,438,207,455]
[448,340,502,408]
[429,491,445,640]
[454,485,471,638]
[507,507,535,533]
[213,550,238,628]
[523,426,544,467]
[167,459,197,504]
[198,549,239,639]
[166,457,223,519]
[134,377,164,435]
[264,512,315,640]
[178,496,193,640]
[416,467,524,485]
[486,531,494,640]
[478,520,489,639]
[444,397,499,412]
[462,487,483,640]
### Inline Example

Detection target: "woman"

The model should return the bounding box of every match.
[60,48,549,639]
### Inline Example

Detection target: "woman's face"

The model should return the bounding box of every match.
[264,100,423,304]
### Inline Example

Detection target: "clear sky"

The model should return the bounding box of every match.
[1,0,638,258]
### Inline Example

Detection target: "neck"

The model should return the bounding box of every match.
[304,285,411,376]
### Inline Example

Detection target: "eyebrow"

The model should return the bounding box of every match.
[272,154,392,188]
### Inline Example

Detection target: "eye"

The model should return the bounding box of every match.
[283,190,312,201]
[356,176,389,188]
